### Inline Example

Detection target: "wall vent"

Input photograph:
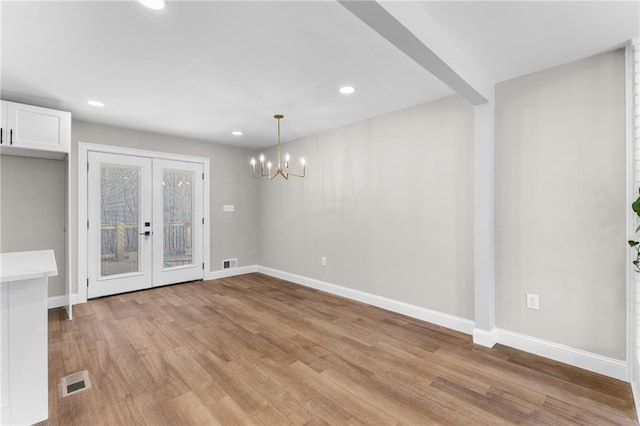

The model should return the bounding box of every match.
[222,258,238,270]
[60,370,91,397]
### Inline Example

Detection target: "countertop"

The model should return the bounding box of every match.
[0,250,58,283]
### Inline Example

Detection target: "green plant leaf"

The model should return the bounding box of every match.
[635,225,640,233]
[629,240,639,247]
[632,198,640,216]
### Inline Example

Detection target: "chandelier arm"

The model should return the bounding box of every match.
[253,168,268,179]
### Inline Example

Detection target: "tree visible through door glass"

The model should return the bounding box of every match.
[163,169,193,268]
[100,165,140,276]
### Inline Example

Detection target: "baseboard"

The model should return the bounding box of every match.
[48,293,78,309]
[257,266,475,335]
[52,266,631,382]
[473,327,498,348]
[48,268,258,308]
[497,328,628,381]
[205,265,258,281]
[632,377,640,423]
[257,266,629,381]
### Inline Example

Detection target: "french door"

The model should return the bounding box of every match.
[152,159,203,287]
[87,152,203,298]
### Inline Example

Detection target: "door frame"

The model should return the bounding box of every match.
[78,142,210,303]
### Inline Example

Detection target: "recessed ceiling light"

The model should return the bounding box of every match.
[339,86,355,94]
[138,0,165,10]
[232,131,243,136]
[88,100,104,107]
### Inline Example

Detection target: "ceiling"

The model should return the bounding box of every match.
[1,1,638,150]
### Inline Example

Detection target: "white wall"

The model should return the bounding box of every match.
[258,96,475,320]
[70,120,259,295]
[495,50,626,359]
[0,156,66,297]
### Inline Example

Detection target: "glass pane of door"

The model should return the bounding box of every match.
[101,165,140,276]
[152,159,203,286]
[162,169,194,268]
[88,152,152,299]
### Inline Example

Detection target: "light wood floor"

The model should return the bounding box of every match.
[48,273,637,425]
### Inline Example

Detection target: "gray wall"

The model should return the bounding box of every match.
[69,120,258,294]
[0,155,66,297]
[258,96,476,320]
[257,49,626,359]
[495,50,626,359]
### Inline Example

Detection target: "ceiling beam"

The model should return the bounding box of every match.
[339,0,493,105]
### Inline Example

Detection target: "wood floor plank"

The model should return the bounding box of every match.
[46,273,637,425]
[203,394,253,426]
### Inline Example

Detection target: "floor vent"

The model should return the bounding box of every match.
[60,370,91,397]
[222,258,238,269]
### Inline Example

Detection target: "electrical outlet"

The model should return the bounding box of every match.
[526,293,540,310]
[321,256,327,266]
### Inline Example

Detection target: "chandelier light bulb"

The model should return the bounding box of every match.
[251,158,256,166]
[285,153,290,162]
[260,154,265,163]
[300,158,305,165]
[267,161,272,169]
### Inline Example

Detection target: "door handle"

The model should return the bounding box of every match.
[9,129,13,145]
[139,231,151,236]
[0,128,3,145]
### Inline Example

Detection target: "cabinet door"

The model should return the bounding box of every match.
[5,102,70,154]
[0,101,7,146]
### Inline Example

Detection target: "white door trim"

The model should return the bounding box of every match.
[78,142,211,303]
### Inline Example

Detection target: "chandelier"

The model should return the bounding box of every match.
[251,114,305,180]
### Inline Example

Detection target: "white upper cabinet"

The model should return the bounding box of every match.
[0,100,71,159]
